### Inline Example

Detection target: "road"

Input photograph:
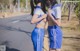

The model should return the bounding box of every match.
[0,14,80,51]
[0,14,35,51]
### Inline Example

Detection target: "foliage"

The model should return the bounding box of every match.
[74,1,80,25]
[75,2,80,18]
[20,0,26,7]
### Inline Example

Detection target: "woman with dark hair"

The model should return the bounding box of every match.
[47,0,63,51]
[30,0,46,15]
[30,0,47,51]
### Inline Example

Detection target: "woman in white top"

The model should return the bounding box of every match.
[46,0,63,51]
[30,0,47,51]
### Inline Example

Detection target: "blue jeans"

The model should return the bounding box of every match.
[48,25,63,49]
[31,27,44,51]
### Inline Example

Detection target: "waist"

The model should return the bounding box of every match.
[48,25,61,29]
[34,27,44,30]
[36,25,44,29]
[48,20,55,26]
[36,23,45,28]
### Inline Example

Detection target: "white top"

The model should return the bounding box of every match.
[34,8,45,17]
[34,7,45,24]
[51,4,61,19]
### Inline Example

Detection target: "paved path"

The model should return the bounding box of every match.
[0,14,80,51]
[0,14,35,51]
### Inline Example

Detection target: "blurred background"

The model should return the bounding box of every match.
[0,0,30,18]
[0,0,80,51]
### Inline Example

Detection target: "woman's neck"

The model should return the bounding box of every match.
[37,3,41,6]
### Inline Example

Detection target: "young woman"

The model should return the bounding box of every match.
[47,0,63,51]
[30,0,47,51]
[30,0,46,16]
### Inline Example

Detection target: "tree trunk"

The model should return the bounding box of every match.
[17,0,20,11]
[79,16,80,25]
[68,3,71,21]
[26,0,28,11]
[57,0,61,4]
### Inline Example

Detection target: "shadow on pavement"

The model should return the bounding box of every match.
[6,47,20,51]
[0,25,31,37]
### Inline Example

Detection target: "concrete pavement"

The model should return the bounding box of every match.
[0,14,35,51]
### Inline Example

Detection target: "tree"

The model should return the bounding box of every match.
[75,2,80,25]
[17,0,20,11]
[61,0,80,21]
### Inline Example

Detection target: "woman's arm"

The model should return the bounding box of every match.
[44,20,48,29]
[31,14,47,24]
[48,8,61,26]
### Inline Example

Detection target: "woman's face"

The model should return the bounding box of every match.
[49,0,55,4]
[45,0,51,7]
[49,0,57,6]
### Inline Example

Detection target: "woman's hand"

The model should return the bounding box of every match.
[48,8,54,18]
[42,14,47,19]
[47,8,61,26]
[31,14,47,24]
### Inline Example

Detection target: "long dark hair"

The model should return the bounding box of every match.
[45,0,51,8]
[50,0,58,6]
[30,0,46,16]
[45,0,58,8]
